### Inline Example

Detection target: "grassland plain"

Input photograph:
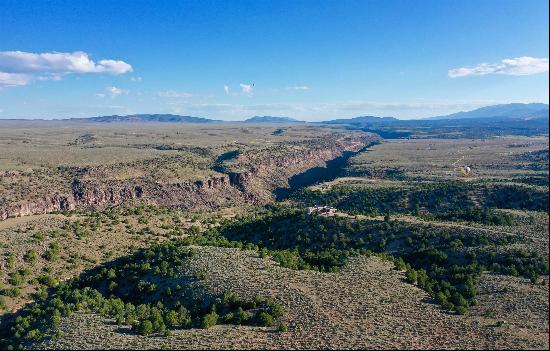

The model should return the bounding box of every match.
[0,122,548,350]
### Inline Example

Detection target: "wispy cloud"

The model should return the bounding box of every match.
[0,72,32,87]
[130,76,142,81]
[240,83,254,95]
[97,86,129,98]
[0,51,133,87]
[224,85,230,94]
[286,85,310,90]
[449,56,549,78]
[158,90,192,98]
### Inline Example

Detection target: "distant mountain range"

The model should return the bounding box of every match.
[71,114,221,123]
[244,116,304,123]
[428,103,549,121]
[322,116,398,125]
[66,114,304,124]
[315,103,548,125]
[4,103,546,124]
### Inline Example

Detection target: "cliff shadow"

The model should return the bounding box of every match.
[274,150,358,201]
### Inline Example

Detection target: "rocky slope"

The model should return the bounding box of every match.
[217,134,378,201]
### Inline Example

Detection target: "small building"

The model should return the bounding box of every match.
[308,205,337,216]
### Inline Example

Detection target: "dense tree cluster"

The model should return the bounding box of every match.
[0,242,283,349]
[512,175,549,187]
[183,207,548,314]
[290,181,548,223]
[423,208,514,226]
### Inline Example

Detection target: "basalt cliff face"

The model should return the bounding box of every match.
[0,134,378,220]
[0,195,74,221]
[228,135,375,201]
[0,175,243,221]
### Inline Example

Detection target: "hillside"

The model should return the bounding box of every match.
[322,116,398,125]
[428,103,549,120]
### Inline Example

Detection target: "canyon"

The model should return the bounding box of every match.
[0,132,378,221]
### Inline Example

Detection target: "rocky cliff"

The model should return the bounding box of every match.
[223,135,376,201]
[0,195,74,221]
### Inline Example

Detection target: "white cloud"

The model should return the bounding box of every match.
[108,86,128,98]
[0,72,32,87]
[131,76,142,81]
[224,85,230,94]
[240,83,254,95]
[158,90,192,98]
[0,51,133,74]
[95,59,133,74]
[96,86,129,98]
[0,51,133,87]
[449,56,549,78]
[286,86,310,90]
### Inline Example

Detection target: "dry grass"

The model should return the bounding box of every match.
[347,136,548,181]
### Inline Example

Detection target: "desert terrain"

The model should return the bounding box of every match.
[0,121,548,350]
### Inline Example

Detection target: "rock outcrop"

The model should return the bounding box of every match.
[223,135,377,201]
[0,195,74,221]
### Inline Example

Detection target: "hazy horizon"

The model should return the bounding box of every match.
[1,100,548,122]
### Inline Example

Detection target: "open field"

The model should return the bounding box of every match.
[0,122,363,171]
[345,136,549,181]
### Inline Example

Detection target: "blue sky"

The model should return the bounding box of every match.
[0,0,548,120]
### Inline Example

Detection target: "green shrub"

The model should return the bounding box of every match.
[37,275,58,288]
[201,311,219,329]
[257,311,274,326]
[405,269,417,284]
[277,322,289,332]
[2,287,21,297]
[135,320,154,336]
[234,307,252,325]
[24,250,38,264]
[44,243,60,261]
